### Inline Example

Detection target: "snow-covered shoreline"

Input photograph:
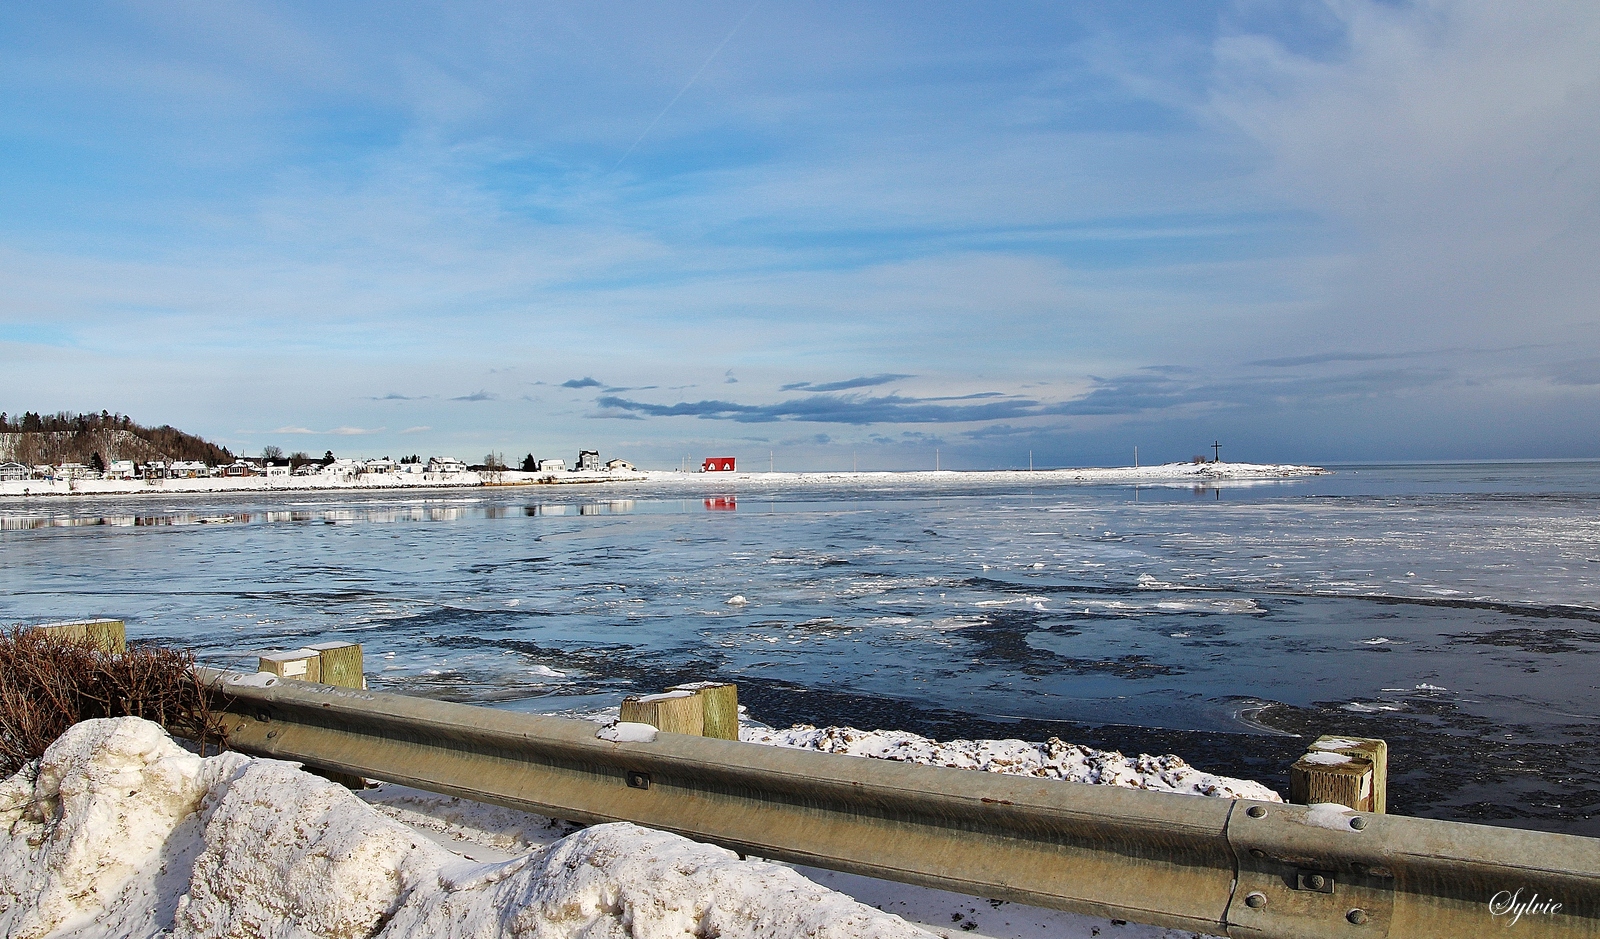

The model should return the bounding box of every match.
[0,460,1326,499]
[2,717,1263,938]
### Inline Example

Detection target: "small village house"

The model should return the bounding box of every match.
[0,462,28,481]
[577,450,601,472]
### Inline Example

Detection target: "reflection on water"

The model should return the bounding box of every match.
[0,500,647,529]
[704,496,736,511]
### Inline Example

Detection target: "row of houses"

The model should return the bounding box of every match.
[0,456,476,482]
[0,451,643,483]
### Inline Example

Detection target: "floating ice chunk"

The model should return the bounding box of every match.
[725,595,749,606]
[529,665,566,679]
[1415,683,1447,691]
[1360,637,1393,645]
[597,721,660,743]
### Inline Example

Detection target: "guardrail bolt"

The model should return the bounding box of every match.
[1245,893,1267,909]
[1347,909,1369,925]
[1349,816,1368,830]
[1307,874,1326,890]
[1247,805,1268,818]
[626,770,651,790]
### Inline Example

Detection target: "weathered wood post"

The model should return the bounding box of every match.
[1289,735,1387,813]
[671,682,740,740]
[308,641,364,689]
[34,618,126,654]
[258,649,322,683]
[619,690,705,735]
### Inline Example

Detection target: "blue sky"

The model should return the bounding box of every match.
[2,2,1597,469]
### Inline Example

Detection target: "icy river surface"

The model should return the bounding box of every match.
[3,461,1599,833]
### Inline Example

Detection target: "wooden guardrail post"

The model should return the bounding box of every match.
[621,683,740,739]
[258,649,321,683]
[308,641,364,689]
[34,618,126,654]
[1290,735,1387,813]
[620,689,704,735]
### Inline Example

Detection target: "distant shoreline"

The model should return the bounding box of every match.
[0,461,1328,500]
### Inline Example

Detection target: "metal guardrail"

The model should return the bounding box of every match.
[202,669,1600,938]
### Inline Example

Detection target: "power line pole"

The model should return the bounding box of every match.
[935,448,940,471]
[1212,440,1221,463]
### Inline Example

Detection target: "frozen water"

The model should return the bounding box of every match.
[3,460,1598,830]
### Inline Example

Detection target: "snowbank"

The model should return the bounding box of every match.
[743,724,1282,802]
[0,718,932,939]
[0,460,1325,499]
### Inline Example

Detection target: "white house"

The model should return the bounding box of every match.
[362,458,397,474]
[536,459,566,473]
[169,461,209,478]
[605,459,636,472]
[106,460,137,479]
[0,462,28,481]
[55,463,97,480]
[427,456,469,474]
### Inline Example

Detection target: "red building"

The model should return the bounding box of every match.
[702,457,736,472]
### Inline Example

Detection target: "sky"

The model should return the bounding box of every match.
[2,1,1597,470]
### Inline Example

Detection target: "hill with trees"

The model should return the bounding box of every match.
[0,411,234,467]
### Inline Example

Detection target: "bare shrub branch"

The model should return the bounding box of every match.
[0,627,224,777]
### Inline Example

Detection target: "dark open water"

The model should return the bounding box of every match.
[3,461,1598,833]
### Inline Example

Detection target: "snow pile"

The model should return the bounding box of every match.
[743,724,1282,802]
[0,718,933,939]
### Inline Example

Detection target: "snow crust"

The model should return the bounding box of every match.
[1299,803,1363,831]
[0,718,932,939]
[742,724,1283,802]
[596,722,660,743]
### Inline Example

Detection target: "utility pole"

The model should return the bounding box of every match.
[935,448,940,471]
[769,450,774,473]
[1134,446,1138,468]
[1212,440,1221,463]
[1029,450,1033,472]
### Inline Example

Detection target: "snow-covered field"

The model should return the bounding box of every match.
[0,461,1325,499]
[634,461,1327,488]
[0,717,1259,938]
